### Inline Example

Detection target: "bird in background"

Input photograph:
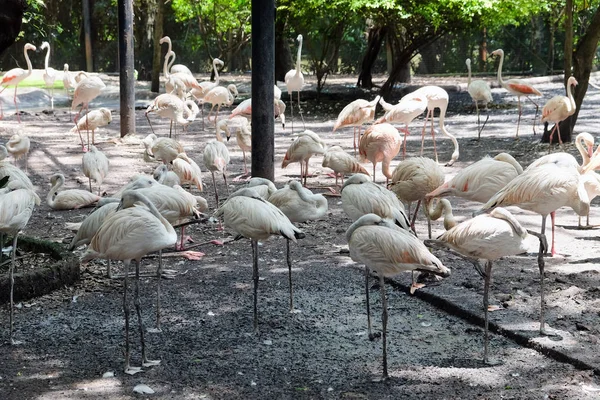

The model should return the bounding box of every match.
[82,144,109,195]
[202,83,238,124]
[229,97,286,130]
[142,134,184,165]
[214,187,304,332]
[425,200,540,364]
[172,152,203,192]
[358,122,402,184]
[281,130,327,186]
[426,153,523,204]
[541,76,577,147]
[0,185,40,345]
[333,95,381,155]
[40,41,57,110]
[190,57,224,128]
[216,116,252,178]
[0,43,36,123]
[268,180,328,312]
[321,145,369,189]
[72,75,106,149]
[491,48,542,138]
[346,213,450,380]
[47,173,101,210]
[285,34,305,133]
[159,36,193,75]
[145,93,194,138]
[465,58,493,138]
[81,190,177,375]
[203,140,230,205]
[377,94,427,159]
[404,85,459,166]
[70,107,112,151]
[0,144,34,191]
[62,64,76,96]
[5,132,30,172]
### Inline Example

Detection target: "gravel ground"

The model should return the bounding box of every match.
[1,72,600,399]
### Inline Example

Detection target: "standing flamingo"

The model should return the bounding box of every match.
[72,75,106,149]
[404,86,459,165]
[426,153,523,204]
[82,190,176,374]
[216,117,252,176]
[388,157,444,237]
[346,213,450,380]
[377,94,427,158]
[425,201,535,364]
[541,76,578,146]
[190,58,224,127]
[466,58,493,138]
[281,130,327,186]
[70,107,112,150]
[0,43,36,123]
[491,49,542,138]
[145,93,194,138]
[268,180,328,311]
[214,187,304,332]
[358,122,402,184]
[5,132,30,172]
[172,152,203,192]
[203,140,230,205]
[142,134,184,165]
[159,36,193,75]
[62,64,76,96]
[333,95,381,154]
[0,187,40,344]
[321,145,370,188]
[202,84,238,124]
[82,145,109,195]
[0,145,34,191]
[229,97,286,130]
[285,34,305,132]
[40,41,57,109]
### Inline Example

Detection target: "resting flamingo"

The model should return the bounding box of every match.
[333,95,380,154]
[358,122,402,184]
[285,34,305,132]
[466,58,493,138]
[491,48,542,138]
[5,132,30,172]
[0,43,36,123]
[347,213,450,380]
[541,76,577,146]
[47,173,101,210]
[82,145,109,195]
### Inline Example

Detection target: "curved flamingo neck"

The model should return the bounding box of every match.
[24,46,34,77]
[213,60,221,85]
[426,199,456,230]
[496,50,505,88]
[437,104,459,163]
[295,37,303,74]
[168,51,175,72]
[567,79,576,110]
[576,135,592,167]
[44,45,51,73]
[163,51,171,78]
[47,176,64,205]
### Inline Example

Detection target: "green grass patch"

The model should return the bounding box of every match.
[3,77,65,89]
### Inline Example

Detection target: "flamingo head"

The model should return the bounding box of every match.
[24,43,36,52]
[491,49,503,57]
[159,36,170,45]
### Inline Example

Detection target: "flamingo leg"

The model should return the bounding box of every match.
[372,161,376,183]
[286,239,295,312]
[410,199,422,232]
[289,91,295,134]
[145,113,157,136]
[135,260,160,367]
[515,97,522,139]
[528,96,540,135]
[297,90,305,130]
[155,250,162,330]
[85,104,91,151]
[379,274,389,380]
[537,216,550,336]
[430,115,438,164]
[252,239,260,333]
[13,85,21,123]
[169,120,173,138]
[122,260,141,375]
[420,109,432,155]
[211,171,219,206]
[364,265,379,341]
[9,235,19,345]
[550,211,556,256]
[402,125,409,159]
[88,177,92,193]
[482,260,493,364]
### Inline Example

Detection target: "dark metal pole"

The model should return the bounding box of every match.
[118,0,136,138]
[251,0,275,181]
[82,0,93,71]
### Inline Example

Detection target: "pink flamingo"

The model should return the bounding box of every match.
[0,43,36,123]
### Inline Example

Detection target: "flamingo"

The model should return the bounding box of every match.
[159,36,193,75]
[62,64,76,96]
[72,75,106,150]
[466,58,493,138]
[358,122,402,184]
[216,116,252,176]
[425,201,536,364]
[229,97,286,129]
[5,132,30,172]
[285,34,305,132]
[281,130,327,186]
[340,173,411,232]
[145,93,194,138]
[426,153,523,204]
[47,173,101,210]
[388,157,444,237]
[377,94,427,158]
[541,76,578,146]
[202,84,238,124]
[346,213,450,380]
[0,145,34,191]
[333,95,381,154]
[268,180,328,311]
[40,41,57,110]
[142,134,184,165]
[404,85,460,165]
[203,140,230,205]
[171,152,203,192]
[0,43,36,123]
[321,145,369,188]
[491,49,542,138]
[111,174,158,199]
[82,190,177,374]
[214,187,304,332]
[153,164,180,187]
[190,58,224,127]
[70,107,112,150]
[82,145,109,195]
[0,187,40,344]
[68,199,119,252]
[245,177,277,199]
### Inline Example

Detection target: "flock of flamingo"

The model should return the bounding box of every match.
[0,36,598,380]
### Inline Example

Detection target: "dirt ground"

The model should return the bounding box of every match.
[1,72,600,399]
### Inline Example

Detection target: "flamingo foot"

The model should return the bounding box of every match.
[142,359,161,367]
[409,282,425,295]
[232,173,252,182]
[177,250,205,260]
[124,366,143,375]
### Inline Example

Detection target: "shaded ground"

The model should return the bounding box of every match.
[1,72,600,399]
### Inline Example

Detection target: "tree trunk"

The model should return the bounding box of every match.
[564,0,573,85]
[150,0,163,93]
[542,3,600,144]
[274,11,293,82]
[357,26,387,89]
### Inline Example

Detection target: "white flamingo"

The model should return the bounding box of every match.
[466,58,493,138]
[321,145,369,188]
[281,130,327,186]
[70,108,112,150]
[47,173,101,210]
[5,133,30,172]
[40,41,57,109]
[82,144,109,195]
[203,140,230,205]
[285,34,305,132]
